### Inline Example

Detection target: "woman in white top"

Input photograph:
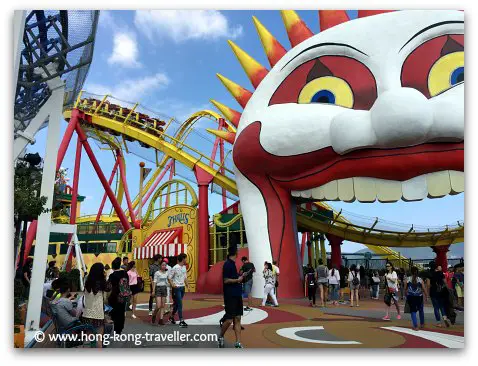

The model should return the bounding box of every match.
[328,264,340,306]
[383,262,401,321]
[262,262,278,307]
[348,264,361,307]
[82,263,111,348]
[151,261,169,325]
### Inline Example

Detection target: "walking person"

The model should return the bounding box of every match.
[82,262,112,347]
[453,263,464,310]
[272,260,280,299]
[406,266,428,331]
[168,253,189,327]
[316,259,329,307]
[151,261,169,325]
[348,264,360,307]
[328,264,340,306]
[240,256,255,310]
[371,271,381,299]
[339,265,348,303]
[262,262,279,307]
[305,264,317,307]
[429,262,451,327]
[218,246,245,348]
[127,261,140,319]
[383,262,401,321]
[107,257,131,335]
[148,254,162,316]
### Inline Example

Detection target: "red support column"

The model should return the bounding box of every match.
[327,234,343,269]
[22,220,38,265]
[432,245,450,271]
[193,166,214,276]
[96,156,120,223]
[56,110,79,171]
[117,152,136,223]
[75,125,131,231]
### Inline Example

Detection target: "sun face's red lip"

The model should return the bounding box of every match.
[275,143,464,191]
[233,122,464,192]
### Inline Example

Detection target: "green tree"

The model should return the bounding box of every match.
[14,153,49,269]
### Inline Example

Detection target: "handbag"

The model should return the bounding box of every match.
[404,299,411,313]
[383,282,392,306]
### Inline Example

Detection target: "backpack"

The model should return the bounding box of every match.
[307,272,316,287]
[117,277,132,303]
[317,265,328,279]
[352,272,360,286]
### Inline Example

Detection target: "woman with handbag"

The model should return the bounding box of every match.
[383,262,401,321]
[405,266,428,330]
[82,262,112,347]
[348,264,360,307]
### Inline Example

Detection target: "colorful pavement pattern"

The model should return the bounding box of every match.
[118,293,464,348]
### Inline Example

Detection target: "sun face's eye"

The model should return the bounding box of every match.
[401,34,464,98]
[428,51,464,97]
[269,56,377,110]
[298,76,354,108]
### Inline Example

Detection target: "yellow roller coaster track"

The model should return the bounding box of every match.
[62,92,464,252]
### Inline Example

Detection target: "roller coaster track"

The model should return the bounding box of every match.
[62,92,464,251]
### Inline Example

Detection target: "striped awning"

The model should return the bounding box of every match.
[133,228,186,259]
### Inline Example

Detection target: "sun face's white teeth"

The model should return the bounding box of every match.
[291,170,463,203]
[311,186,325,200]
[322,180,339,201]
[449,170,464,195]
[300,189,313,199]
[337,178,355,202]
[376,180,402,203]
[427,170,452,198]
[401,175,428,201]
[353,177,377,202]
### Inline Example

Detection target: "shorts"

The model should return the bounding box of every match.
[130,284,141,295]
[350,282,360,290]
[156,286,167,297]
[317,279,328,287]
[224,296,243,319]
[243,280,253,295]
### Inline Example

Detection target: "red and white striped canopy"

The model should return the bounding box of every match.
[133,228,186,259]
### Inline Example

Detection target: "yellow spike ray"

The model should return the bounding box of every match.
[206,129,236,145]
[227,40,269,89]
[216,73,253,109]
[210,99,241,129]
[252,16,287,67]
[280,10,314,47]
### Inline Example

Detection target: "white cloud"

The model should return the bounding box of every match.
[134,10,243,43]
[99,10,115,29]
[85,73,170,102]
[107,31,142,68]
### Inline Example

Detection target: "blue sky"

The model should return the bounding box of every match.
[28,10,463,254]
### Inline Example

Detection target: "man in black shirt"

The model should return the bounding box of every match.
[240,256,255,310]
[218,246,244,348]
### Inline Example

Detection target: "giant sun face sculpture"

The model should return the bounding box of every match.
[209,10,464,298]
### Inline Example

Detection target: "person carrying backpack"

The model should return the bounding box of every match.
[305,264,317,307]
[348,264,361,307]
[316,259,329,307]
[107,257,131,335]
[429,262,451,328]
[405,266,428,330]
